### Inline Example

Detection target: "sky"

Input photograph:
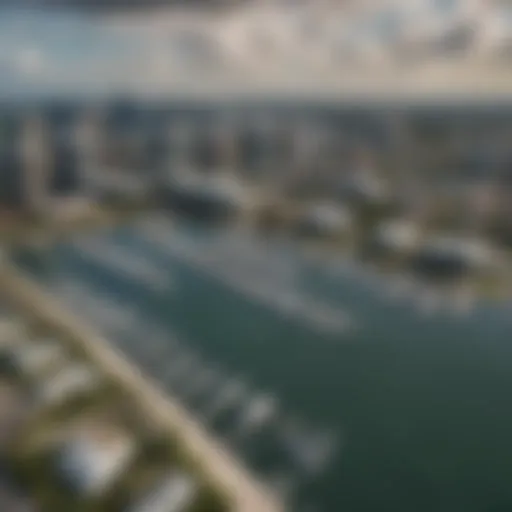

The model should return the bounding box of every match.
[0,7,258,99]
[0,10,142,96]
[1,2,511,102]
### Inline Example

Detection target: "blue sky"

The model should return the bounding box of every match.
[0,9,143,97]
[1,2,511,102]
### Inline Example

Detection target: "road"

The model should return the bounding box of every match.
[0,262,283,512]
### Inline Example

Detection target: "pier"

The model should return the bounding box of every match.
[0,261,283,512]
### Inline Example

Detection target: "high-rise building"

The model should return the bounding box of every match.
[168,118,195,170]
[50,127,81,196]
[0,114,22,210]
[72,108,106,196]
[17,114,53,216]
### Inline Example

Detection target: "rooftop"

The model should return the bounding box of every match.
[127,472,197,512]
[55,423,136,497]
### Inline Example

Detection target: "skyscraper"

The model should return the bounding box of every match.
[18,114,52,217]
[72,108,105,197]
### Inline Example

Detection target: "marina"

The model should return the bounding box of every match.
[70,237,174,292]
[11,216,512,512]
[136,220,354,334]
[2,2,512,510]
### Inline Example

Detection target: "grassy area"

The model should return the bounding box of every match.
[7,392,232,512]
[0,300,232,512]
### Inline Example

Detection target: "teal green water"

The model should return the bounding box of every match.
[15,221,512,512]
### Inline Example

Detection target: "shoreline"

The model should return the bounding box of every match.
[0,262,283,512]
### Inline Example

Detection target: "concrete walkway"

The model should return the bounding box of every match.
[0,263,283,512]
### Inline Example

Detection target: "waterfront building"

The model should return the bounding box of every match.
[164,172,252,222]
[0,318,27,345]
[54,424,136,497]
[0,274,273,512]
[1,113,52,214]
[295,202,353,238]
[0,381,32,452]
[45,196,95,225]
[72,106,152,204]
[338,156,389,208]
[72,108,107,198]
[411,235,498,279]
[0,340,67,381]
[369,219,421,257]
[35,363,100,409]
[17,114,53,217]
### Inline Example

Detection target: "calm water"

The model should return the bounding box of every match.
[14,217,512,512]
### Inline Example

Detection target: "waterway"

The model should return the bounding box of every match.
[11,215,512,512]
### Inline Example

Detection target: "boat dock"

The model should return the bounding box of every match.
[0,261,284,512]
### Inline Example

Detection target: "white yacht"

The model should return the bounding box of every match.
[233,393,279,439]
[204,378,248,422]
[71,239,173,292]
[181,365,221,401]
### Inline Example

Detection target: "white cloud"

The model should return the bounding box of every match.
[15,47,46,76]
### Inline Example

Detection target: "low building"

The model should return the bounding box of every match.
[54,424,136,498]
[369,219,420,257]
[0,382,32,452]
[0,340,67,380]
[34,363,101,409]
[0,318,27,346]
[127,472,197,512]
[0,469,39,512]
[411,235,497,279]
[163,172,252,222]
[296,202,353,238]
[44,196,95,225]
[338,170,389,207]
[87,169,152,205]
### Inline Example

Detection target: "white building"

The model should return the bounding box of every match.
[17,114,53,216]
[372,219,420,254]
[340,169,389,205]
[3,340,67,380]
[166,171,253,217]
[87,169,152,203]
[0,318,27,346]
[299,202,353,237]
[45,196,95,224]
[202,174,253,211]
[0,381,32,453]
[127,472,197,512]
[55,425,136,497]
[415,235,497,275]
[35,363,101,409]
